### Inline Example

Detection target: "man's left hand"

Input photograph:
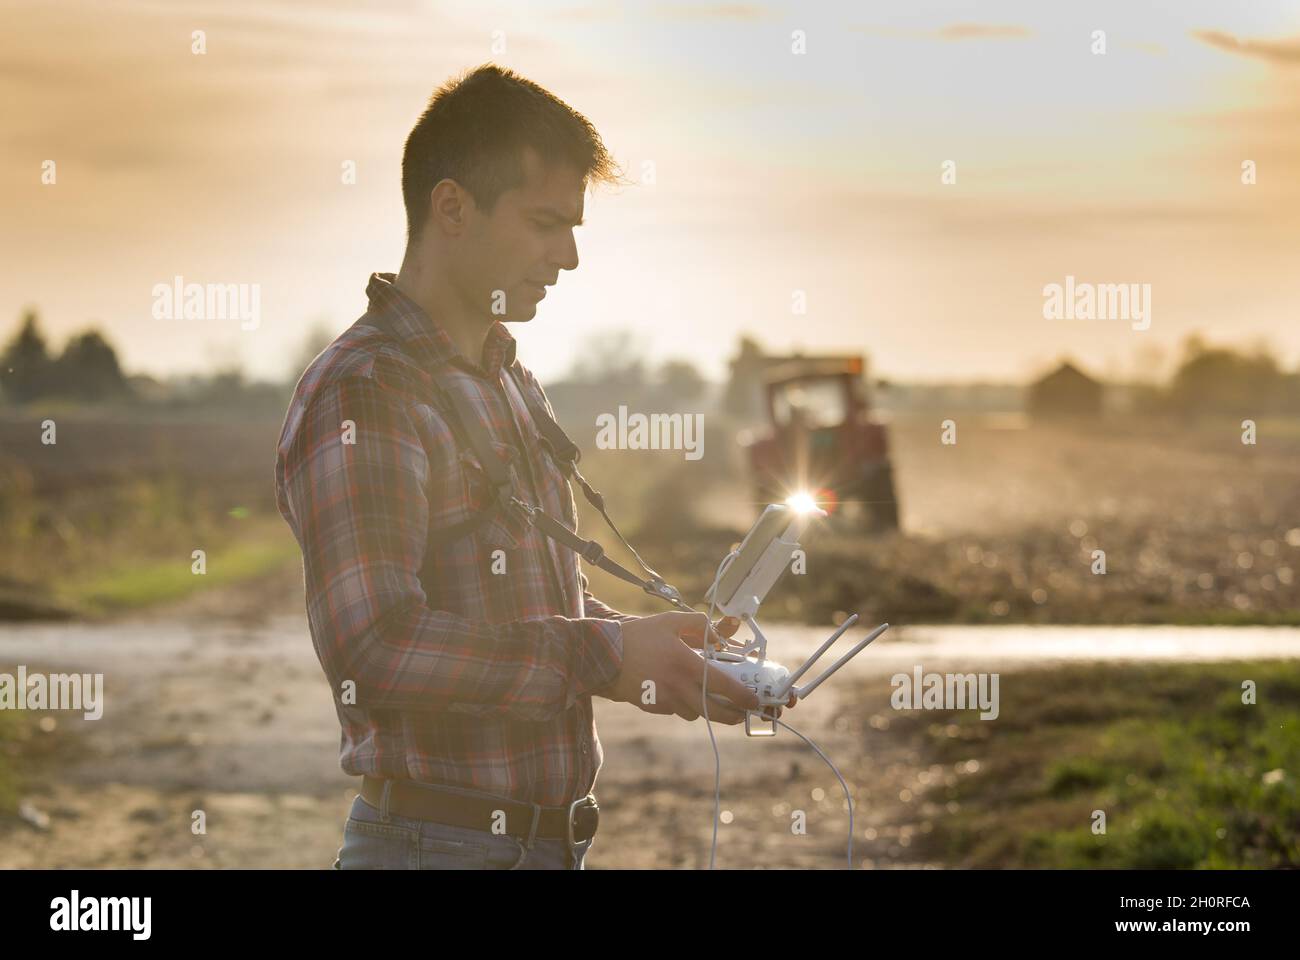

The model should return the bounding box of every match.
[700,615,798,710]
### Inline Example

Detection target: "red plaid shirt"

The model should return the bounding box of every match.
[275,272,630,807]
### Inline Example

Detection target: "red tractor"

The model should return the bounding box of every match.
[741,355,899,531]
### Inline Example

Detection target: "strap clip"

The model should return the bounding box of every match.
[644,577,685,606]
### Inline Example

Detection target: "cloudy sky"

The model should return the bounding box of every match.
[3,0,1300,384]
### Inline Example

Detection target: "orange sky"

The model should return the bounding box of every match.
[3,0,1300,384]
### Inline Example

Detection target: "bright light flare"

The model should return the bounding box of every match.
[785,491,819,514]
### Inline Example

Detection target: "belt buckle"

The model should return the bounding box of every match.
[567,794,597,848]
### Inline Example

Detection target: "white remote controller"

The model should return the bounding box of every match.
[700,651,793,737]
[696,503,889,738]
[697,618,890,737]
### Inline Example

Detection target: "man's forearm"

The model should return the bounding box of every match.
[579,569,640,622]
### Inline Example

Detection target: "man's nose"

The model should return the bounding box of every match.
[551,229,579,273]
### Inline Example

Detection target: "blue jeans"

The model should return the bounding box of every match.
[333,789,594,870]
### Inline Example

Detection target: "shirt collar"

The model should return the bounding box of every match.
[364,271,517,378]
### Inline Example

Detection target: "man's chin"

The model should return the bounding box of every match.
[500,306,536,324]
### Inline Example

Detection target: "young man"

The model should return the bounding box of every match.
[275,65,784,870]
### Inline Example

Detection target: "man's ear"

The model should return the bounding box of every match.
[429,178,470,236]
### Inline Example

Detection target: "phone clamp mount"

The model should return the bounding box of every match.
[700,503,889,736]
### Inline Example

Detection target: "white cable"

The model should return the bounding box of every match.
[700,548,738,871]
[772,717,854,870]
[697,550,855,871]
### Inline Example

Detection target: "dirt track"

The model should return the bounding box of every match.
[0,568,948,870]
[7,566,1296,869]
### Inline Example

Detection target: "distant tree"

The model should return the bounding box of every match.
[1169,337,1285,416]
[0,309,54,403]
[53,329,130,401]
[723,335,767,420]
[656,359,705,405]
[198,368,249,405]
[563,329,648,387]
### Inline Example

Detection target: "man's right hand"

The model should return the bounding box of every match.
[598,611,763,725]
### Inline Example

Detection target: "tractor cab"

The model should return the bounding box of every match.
[743,355,899,530]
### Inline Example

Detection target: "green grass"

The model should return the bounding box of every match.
[0,454,301,618]
[859,660,1300,868]
[0,713,22,816]
[0,698,92,824]
[64,520,300,613]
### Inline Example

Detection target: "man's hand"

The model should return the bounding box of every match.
[598,611,796,724]
[683,614,798,712]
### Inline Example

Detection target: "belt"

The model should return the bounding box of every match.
[360,776,599,846]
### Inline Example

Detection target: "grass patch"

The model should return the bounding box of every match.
[0,713,24,816]
[1,448,298,618]
[847,660,1300,868]
[64,520,300,613]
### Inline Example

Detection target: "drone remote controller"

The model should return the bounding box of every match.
[699,503,890,736]
[703,653,792,736]
[701,617,890,735]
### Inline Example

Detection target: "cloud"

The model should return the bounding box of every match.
[1193,30,1300,65]
[850,22,1031,42]
[653,3,768,21]
[935,23,1032,42]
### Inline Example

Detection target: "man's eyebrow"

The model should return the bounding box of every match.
[529,205,583,226]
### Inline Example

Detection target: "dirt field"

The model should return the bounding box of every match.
[586,412,1300,626]
[2,412,1298,868]
[4,570,1296,869]
[0,569,938,870]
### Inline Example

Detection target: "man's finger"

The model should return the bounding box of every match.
[714,616,741,639]
[694,660,759,711]
[673,611,725,650]
[703,694,749,726]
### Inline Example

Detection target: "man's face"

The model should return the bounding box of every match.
[458,146,585,323]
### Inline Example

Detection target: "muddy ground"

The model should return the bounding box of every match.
[0,564,968,870]
[3,414,1297,868]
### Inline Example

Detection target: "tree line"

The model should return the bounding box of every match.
[3,309,1298,419]
[0,310,291,412]
[0,310,129,403]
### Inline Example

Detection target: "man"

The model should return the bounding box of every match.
[275,64,788,871]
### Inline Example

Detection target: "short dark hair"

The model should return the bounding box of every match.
[402,63,622,241]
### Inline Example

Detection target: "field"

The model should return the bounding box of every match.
[3,410,1297,624]
[577,412,1300,626]
[0,413,293,618]
[1,410,1298,867]
[833,660,1300,869]
[3,603,1295,867]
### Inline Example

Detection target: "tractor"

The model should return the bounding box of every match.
[741,355,899,531]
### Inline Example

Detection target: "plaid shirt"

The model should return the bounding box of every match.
[275,272,630,807]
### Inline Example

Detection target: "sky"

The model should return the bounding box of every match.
[3,0,1300,385]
